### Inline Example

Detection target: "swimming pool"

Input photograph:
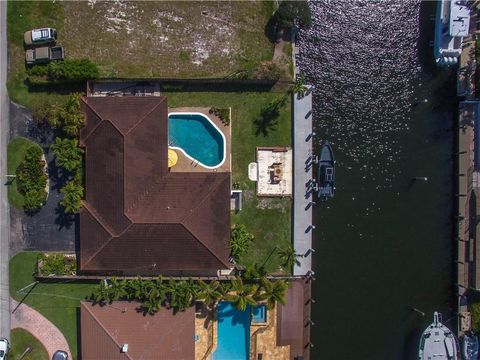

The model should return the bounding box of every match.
[252,305,267,323]
[168,112,226,169]
[212,301,250,360]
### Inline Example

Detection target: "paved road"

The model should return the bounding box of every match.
[0,0,11,341]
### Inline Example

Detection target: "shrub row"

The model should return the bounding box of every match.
[27,59,99,84]
[209,107,230,126]
[38,253,76,276]
[16,146,47,211]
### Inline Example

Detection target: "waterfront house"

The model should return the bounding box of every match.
[78,96,231,276]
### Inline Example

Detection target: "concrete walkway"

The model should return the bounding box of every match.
[292,88,314,276]
[11,299,72,359]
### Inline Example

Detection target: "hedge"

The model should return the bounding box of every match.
[16,146,47,211]
[27,59,99,84]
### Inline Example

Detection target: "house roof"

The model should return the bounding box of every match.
[80,301,195,360]
[79,96,230,274]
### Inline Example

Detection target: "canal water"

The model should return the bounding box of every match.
[298,1,457,359]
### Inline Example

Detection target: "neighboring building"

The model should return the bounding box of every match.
[79,96,231,276]
[80,301,195,360]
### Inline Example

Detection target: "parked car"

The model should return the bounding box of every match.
[25,46,65,65]
[0,338,9,360]
[52,350,68,360]
[24,28,57,46]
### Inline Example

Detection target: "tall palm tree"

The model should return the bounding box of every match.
[255,279,289,310]
[197,280,224,308]
[225,276,258,311]
[242,263,268,283]
[277,246,301,272]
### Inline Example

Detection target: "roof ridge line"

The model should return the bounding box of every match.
[80,97,105,144]
[81,302,134,360]
[181,221,231,269]
[124,97,166,136]
[82,222,134,270]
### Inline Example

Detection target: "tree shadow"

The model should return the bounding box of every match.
[253,97,287,137]
[54,203,76,230]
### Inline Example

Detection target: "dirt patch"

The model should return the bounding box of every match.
[63,1,274,78]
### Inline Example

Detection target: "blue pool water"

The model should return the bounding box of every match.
[252,305,267,323]
[212,301,250,360]
[168,113,225,168]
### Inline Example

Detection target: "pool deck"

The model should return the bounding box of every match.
[292,88,314,276]
[168,107,231,174]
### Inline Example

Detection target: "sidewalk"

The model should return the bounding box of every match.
[11,299,72,359]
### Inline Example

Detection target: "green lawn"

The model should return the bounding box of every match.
[7,1,278,107]
[10,252,96,359]
[10,328,49,360]
[7,137,43,209]
[165,91,292,273]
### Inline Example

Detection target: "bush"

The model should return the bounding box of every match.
[51,138,84,173]
[274,1,312,29]
[15,146,47,211]
[209,107,230,126]
[60,181,83,213]
[27,59,99,84]
[39,253,76,276]
[229,224,255,261]
[229,61,281,81]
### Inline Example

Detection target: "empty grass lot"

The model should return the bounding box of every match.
[10,328,49,360]
[7,137,43,209]
[166,91,292,273]
[10,252,96,359]
[7,1,276,107]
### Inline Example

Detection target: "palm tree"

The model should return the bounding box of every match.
[255,279,289,310]
[51,137,84,172]
[242,263,267,282]
[225,276,258,311]
[277,245,301,272]
[90,279,110,304]
[125,277,144,300]
[291,74,307,98]
[197,280,224,308]
[106,277,127,303]
[60,181,84,213]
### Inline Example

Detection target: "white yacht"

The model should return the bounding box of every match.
[418,312,460,360]
[434,0,470,66]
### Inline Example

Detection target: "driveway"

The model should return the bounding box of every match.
[11,299,72,359]
[9,102,76,254]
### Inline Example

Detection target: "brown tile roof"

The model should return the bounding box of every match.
[80,301,195,360]
[79,96,230,275]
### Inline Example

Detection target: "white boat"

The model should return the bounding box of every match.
[418,312,460,360]
[434,0,470,66]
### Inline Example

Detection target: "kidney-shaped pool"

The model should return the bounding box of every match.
[168,112,226,169]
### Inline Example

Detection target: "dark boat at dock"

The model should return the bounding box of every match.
[316,141,335,201]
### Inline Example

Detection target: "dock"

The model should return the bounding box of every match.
[292,88,314,276]
[455,13,479,336]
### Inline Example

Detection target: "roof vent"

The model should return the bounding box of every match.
[121,344,129,353]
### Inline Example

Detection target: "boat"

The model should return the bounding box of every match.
[434,0,470,66]
[316,142,335,201]
[462,333,479,360]
[418,312,460,360]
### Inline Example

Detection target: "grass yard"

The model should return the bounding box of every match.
[7,1,277,107]
[10,328,49,360]
[10,252,96,359]
[7,137,43,209]
[165,91,292,273]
